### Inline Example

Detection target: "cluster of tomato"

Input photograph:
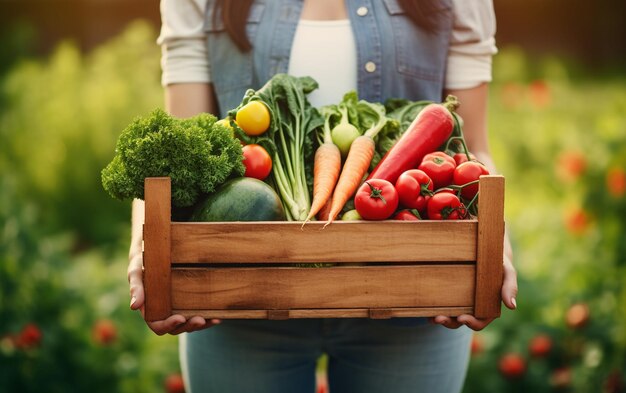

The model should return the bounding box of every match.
[216,101,274,181]
[353,151,490,221]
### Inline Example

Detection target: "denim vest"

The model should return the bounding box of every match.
[205,0,453,118]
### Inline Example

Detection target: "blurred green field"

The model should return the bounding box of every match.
[1,22,625,393]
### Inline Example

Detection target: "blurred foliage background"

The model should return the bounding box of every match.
[0,1,625,392]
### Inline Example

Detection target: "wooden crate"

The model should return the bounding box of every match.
[143,175,504,321]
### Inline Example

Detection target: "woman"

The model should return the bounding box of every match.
[128,0,518,391]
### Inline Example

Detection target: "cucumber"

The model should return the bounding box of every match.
[191,177,285,222]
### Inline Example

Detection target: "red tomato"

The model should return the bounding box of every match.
[395,169,433,213]
[164,373,185,393]
[92,319,117,346]
[498,353,526,379]
[354,179,399,220]
[17,323,42,349]
[393,210,420,220]
[427,192,466,220]
[418,152,456,189]
[242,144,272,180]
[453,152,476,166]
[453,161,490,200]
[529,334,552,358]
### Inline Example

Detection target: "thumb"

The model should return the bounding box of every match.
[502,261,518,310]
[128,265,145,310]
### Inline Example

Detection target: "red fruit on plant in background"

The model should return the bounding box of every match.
[550,367,572,389]
[498,353,526,379]
[93,319,117,345]
[604,369,625,393]
[17,323,42,349]
[564,207,590,235]
[395,169,433,213]
[453,161,490,200]
[242,144,272,180]
[418,151,456,189]
[165,373,185,393]
[470,333,484,355]
[555,151,586,183]
[606,167,626,197]
[529,334,552,358]
[566,303,590,329]
[529,80,552,109]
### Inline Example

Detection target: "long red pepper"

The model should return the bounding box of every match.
[367,95,459,184]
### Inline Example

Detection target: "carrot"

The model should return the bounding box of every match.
[316,198,332,221]
[324,135,376,226]
[302,142,341,225]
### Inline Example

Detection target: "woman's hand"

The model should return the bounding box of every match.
[128,253,221,335]
[430,254,518,331]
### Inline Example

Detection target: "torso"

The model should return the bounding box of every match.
[300,0,348,20]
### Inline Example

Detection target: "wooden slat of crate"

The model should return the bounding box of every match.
[170,264,475,311]
[170,221,477,264]
[171,307,476,320]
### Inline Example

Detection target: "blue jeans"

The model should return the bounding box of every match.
[179,318,472,393]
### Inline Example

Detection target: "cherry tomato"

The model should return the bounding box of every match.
[418,151,456,189]
[453,152,476,166]
[354,179,399,220]
[242,144,272,180]
[215,118,235,136]
[394,169,433,214]
[453,161,489,200]
[427,192,467,220]
[236,101,271,136]
[393,210,420,220]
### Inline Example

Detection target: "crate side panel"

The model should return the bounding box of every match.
[171,221,477,264]
[170,265,475,310]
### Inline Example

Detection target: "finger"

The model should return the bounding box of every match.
[170,316,222,335]
[147,315,186,336]
[457,314,495,331]
[502,260,518,310]
[433,315,463,329]
[128,257,144,310]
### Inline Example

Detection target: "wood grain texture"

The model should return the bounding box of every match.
[474,175,505,318]
[171,307,475,320]
[170,265,475,311]
[143,177,172,322]
[170,221,477,264]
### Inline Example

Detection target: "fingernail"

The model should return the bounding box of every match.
[130,296,136,308]
[211,319,221,325]
[511,297,517,309]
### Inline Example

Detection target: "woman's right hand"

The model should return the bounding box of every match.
[128,253,221,335]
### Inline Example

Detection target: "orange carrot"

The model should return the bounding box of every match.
[302,142,342,225]
[324,135,376,226]
[316,197,333,221]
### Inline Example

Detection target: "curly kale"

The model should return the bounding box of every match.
[101,108,245,207]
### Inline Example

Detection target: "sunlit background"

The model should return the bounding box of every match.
[1,1,625,392]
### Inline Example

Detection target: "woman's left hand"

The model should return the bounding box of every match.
[430,254,518,331]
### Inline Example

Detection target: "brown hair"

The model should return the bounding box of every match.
[214,0,445,52]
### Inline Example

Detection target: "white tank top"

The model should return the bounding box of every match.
[287,19,358,108]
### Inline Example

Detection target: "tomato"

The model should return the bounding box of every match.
[354,179,399,220]
[418,151,456,189]
[394,169,433,214]
[242,144,272,180]
[453,161,489,200]
[427,192,466,220]
[236,101,271,136]
[393,210,420,220]
[453,152,476,166]
[529,334,552,358]
[498,353,526,379]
